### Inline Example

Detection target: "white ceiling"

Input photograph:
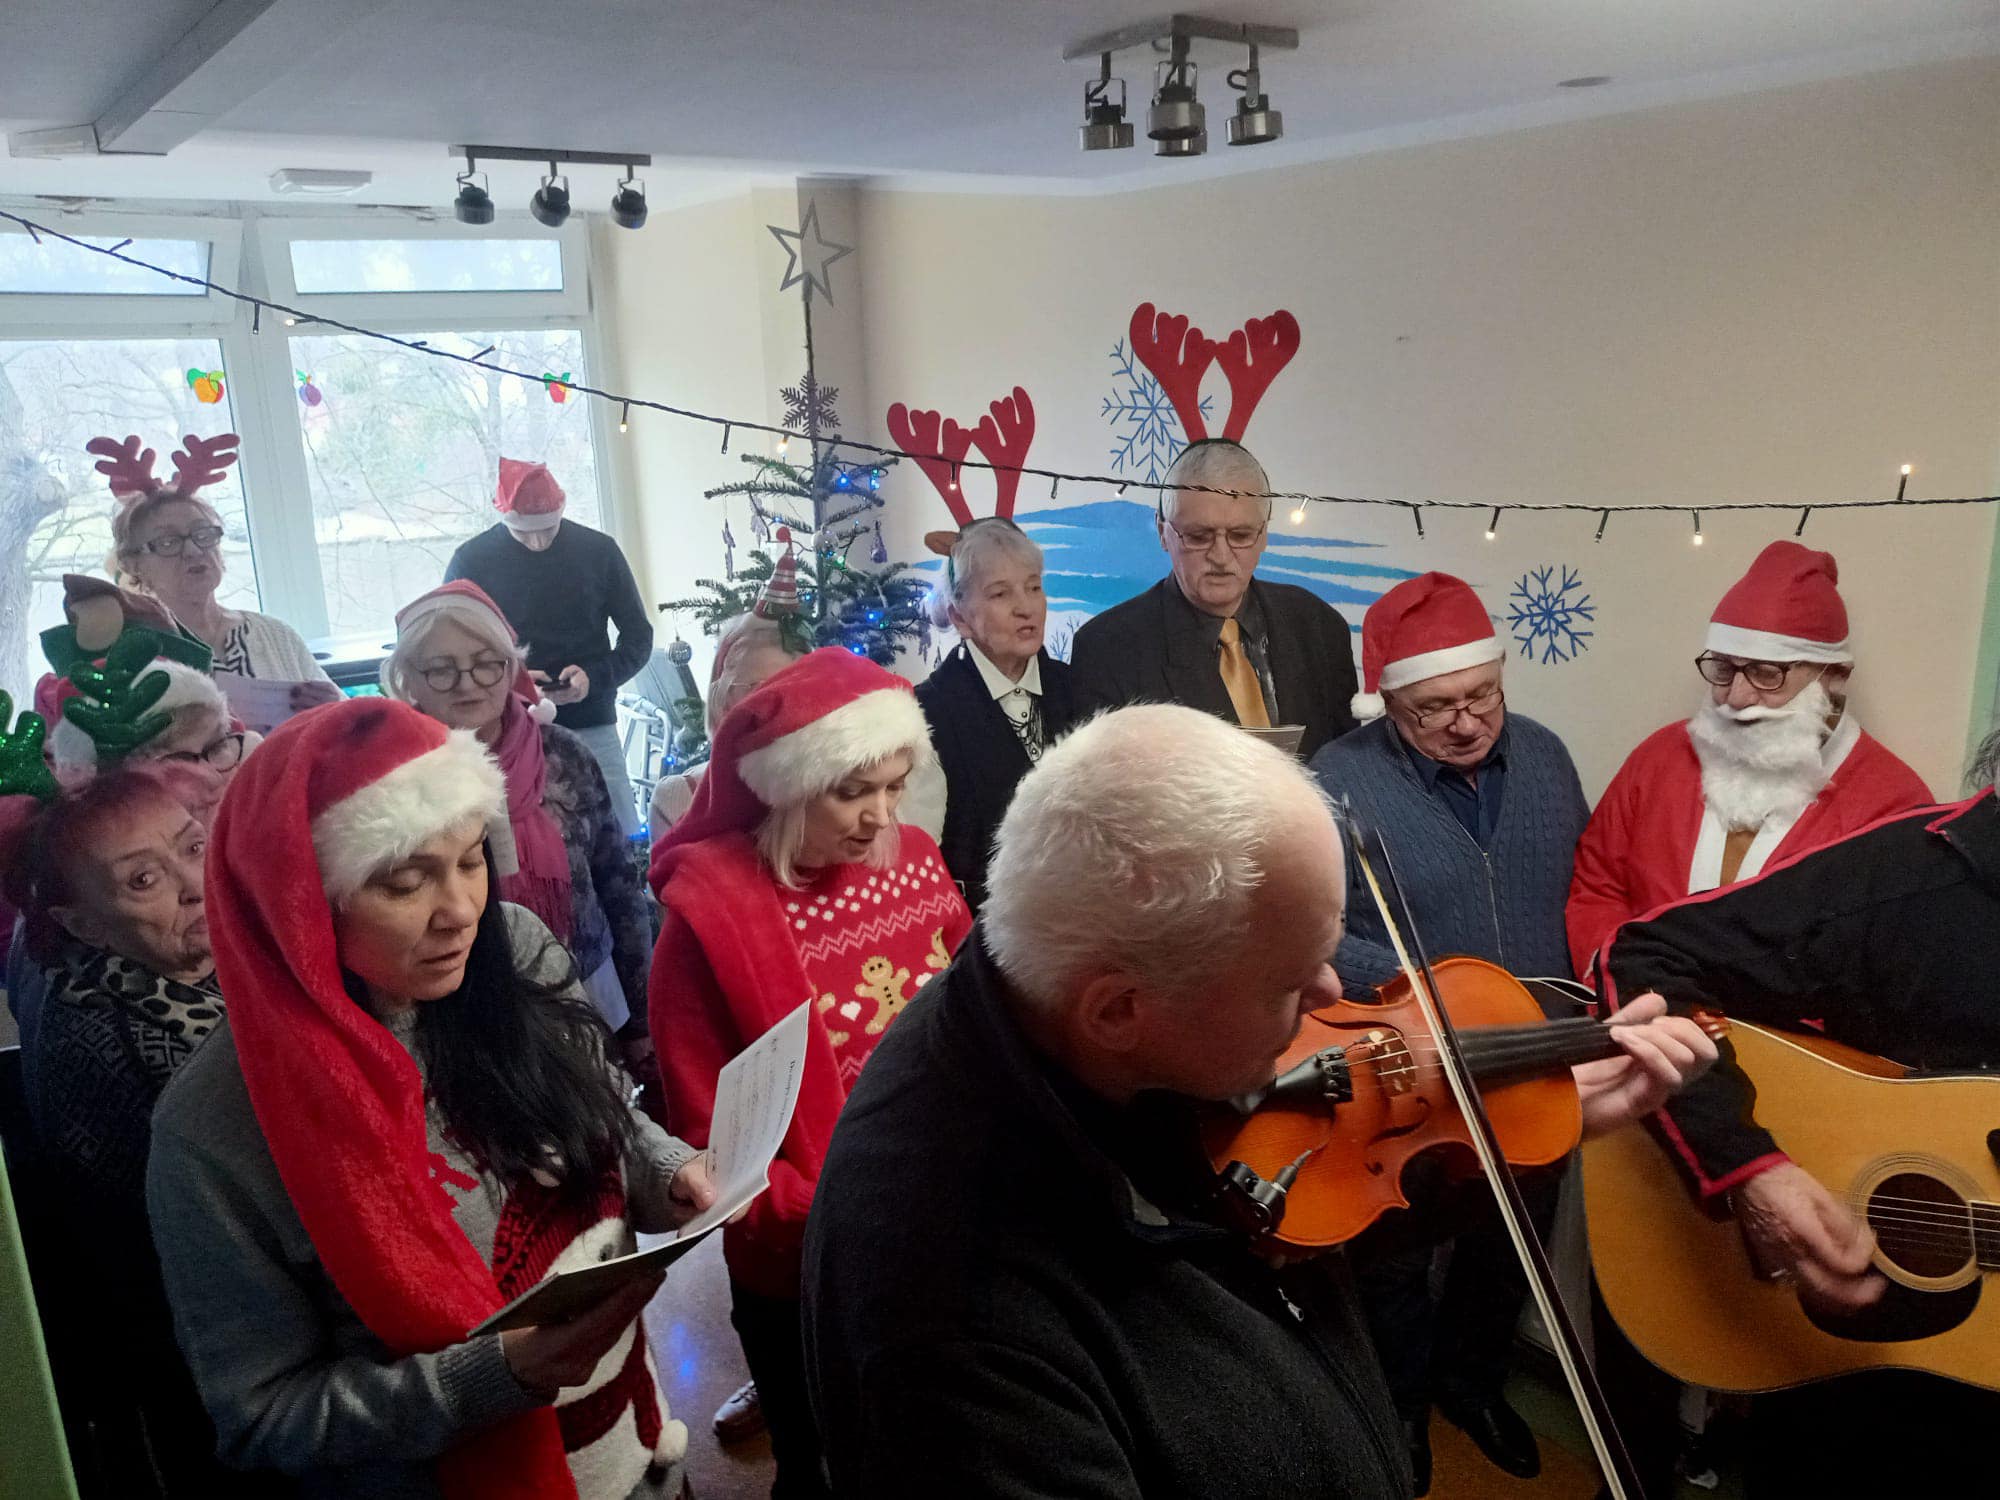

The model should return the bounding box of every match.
[4,0,2000,208]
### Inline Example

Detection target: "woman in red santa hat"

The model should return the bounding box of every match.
[147,697,716,1500]
[650,647,972,1500]
[383,579,654,1058]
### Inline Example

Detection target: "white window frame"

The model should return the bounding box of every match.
[0,198,620,646]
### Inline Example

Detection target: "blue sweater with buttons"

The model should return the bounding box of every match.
[1309,714,1590,994]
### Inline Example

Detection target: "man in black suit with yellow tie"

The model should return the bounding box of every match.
[1070,440,1359,760]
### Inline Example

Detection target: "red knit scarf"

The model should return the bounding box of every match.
[492,694,574,941]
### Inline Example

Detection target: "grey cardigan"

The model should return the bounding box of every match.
[145,906,695,1499]
[1310,715,1590,994]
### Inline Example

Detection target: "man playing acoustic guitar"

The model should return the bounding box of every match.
[1599,738,2000,1495]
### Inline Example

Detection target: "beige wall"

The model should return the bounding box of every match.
[604,57,2000,799]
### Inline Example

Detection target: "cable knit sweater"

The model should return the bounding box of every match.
[1310,715,1590,994]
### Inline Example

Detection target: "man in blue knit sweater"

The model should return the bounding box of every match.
[1309,571,1589,1495]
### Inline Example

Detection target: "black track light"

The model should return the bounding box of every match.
[529,165,571,228]
[610,172,648,230]
[454,166,494,226]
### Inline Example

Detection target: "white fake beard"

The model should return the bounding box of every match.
[1686,677,1836,832]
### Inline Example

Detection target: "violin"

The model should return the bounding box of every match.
[1204,956,1729,1248]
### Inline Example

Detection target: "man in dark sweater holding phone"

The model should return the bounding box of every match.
[446,457,653,833]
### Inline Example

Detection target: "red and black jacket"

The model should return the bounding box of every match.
[1595,790,2000,1198]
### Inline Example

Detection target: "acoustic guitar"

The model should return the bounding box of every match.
[1584,1021,2000,1393]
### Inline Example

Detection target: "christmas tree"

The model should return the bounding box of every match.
[662,449,931,668]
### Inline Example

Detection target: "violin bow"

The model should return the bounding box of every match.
[1349,820,1643,1500]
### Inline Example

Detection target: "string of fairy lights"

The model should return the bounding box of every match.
[6,206,1985,544]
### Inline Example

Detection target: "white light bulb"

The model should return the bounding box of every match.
[1290,505,1307,524]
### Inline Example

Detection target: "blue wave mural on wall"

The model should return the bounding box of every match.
[919,499,1420,626]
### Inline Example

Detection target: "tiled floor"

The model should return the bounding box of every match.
[646,1233,777,1500]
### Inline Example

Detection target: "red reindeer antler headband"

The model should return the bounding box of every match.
[87,431,240,509]
[886,386,1037,557]
[1128,302,1300,445]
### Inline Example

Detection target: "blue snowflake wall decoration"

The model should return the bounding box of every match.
[1100,337,1213,485]
[1508,564,1596,664]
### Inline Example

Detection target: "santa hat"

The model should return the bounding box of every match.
[651,647,932,882]
[389,579,556,725]
[49,657,228,772]
[205,699,570,1500]
[1351,572,1503,721]
[495,457,565,532]
[1705,540,1852,665]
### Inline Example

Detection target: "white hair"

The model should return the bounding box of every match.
[755,800,902,890]
[381,597,520,702]
[983,703,1334,1009]
[1159,441,1272,523]
[927,520,1045,629]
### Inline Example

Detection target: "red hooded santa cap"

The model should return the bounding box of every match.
[495,457,565,533]
[1705,540,1852,665]
[651,647,933,883]
[205,699,576,1500]
[1352,572,1503,721]
[387,578,557,726]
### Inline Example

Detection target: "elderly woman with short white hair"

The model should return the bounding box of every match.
[648,647,970,1500]
[909,518,1077,913]
[382,580,652,1050]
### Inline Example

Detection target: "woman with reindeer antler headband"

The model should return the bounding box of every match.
[885,386,1080,913]
[90,431,342,713]
[1066,303,1360,763]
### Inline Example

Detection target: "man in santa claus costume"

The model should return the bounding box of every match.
[1565,540,1930,974]
[1310,572,1590,1493]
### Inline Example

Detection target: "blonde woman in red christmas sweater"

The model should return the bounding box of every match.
[649,648,970,1499]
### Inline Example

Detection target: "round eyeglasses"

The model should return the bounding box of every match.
[158,730,246,771]
[420,658,511,694]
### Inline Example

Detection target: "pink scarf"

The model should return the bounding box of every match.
[490,694,574,941]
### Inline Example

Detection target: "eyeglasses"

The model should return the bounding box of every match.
[1161,517,1268,553]
[420,657,510,693]
[1695,654,1801,692]
[140,525,225,557]
[1406,688,1505,730]
[157,730,246,771]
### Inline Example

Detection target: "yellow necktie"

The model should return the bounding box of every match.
[1218,617,1271,728]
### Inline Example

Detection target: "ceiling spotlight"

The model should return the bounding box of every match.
[454,163,494,226]
[1148,35,1205,153]
[610,171,648,229]
[1080,52,1135,151]
[529,164,571,228]
[1226,43,1283,146]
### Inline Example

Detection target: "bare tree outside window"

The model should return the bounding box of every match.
[289,328,601,636]
[0,338,255,705]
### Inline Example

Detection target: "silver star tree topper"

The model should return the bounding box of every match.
[767,198,853,302]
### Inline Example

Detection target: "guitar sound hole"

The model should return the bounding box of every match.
[1866,1171,1973,1281]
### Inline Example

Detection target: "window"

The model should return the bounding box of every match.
[289,328,601,636]
[0,232,210,295]
[0,337,256,705]
[288,238,563,295]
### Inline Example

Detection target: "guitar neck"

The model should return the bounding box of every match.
[1460,1017,1622,1087]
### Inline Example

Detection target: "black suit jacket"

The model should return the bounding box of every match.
[915,646,1078,914]
[1068,577,1359,761]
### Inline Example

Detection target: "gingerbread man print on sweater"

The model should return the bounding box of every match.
[815,991,852,1049]
[855,956,913,1035]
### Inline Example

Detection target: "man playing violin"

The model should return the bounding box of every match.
[1598,737,2000,1496]
[1310,571,1591,1491]
[803,703,1714,1500]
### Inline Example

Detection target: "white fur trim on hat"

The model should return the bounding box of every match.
[1377,636,1506,694]
[310,730,507,903]
[1703,621,1852,666]
[49,658,229,771]
[500,508,563,533]
[738,687,935,809]
[1351,691,1386,722]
